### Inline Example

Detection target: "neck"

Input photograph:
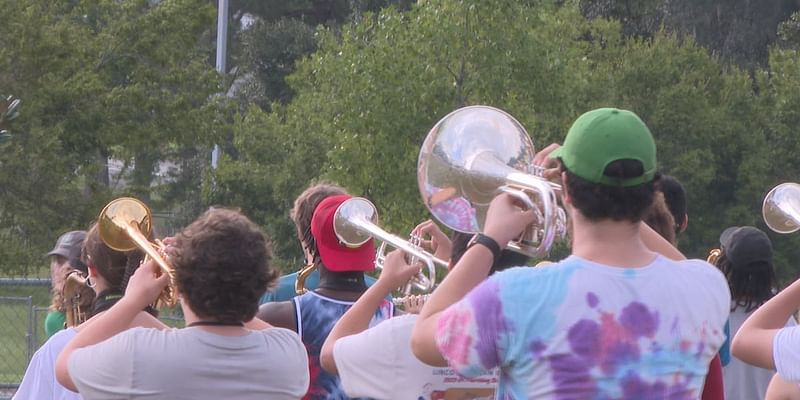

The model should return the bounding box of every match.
[93,278,110,295]
[180,299,247,336]
[317,268,368,293]
[570,211,656,268]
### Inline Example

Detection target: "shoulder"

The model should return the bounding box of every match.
[667,258,729,288]
[257,328,308,365]
[257,301,297,331]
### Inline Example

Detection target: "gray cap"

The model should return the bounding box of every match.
[719,226,772,269]
[47,230,87,260]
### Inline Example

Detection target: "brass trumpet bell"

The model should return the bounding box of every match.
[763,182,800,234]
[417,105,566,258]
[98,197,177,307]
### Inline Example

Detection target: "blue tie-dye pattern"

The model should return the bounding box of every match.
[295,292,392,400]
[437,255,729,399]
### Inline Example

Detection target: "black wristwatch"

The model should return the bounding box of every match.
[467,233,502,263]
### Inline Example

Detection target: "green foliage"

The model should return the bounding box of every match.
[215,0,800,283]
[0,0,224,274]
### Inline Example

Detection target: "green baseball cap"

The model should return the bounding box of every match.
[550,108,656,187]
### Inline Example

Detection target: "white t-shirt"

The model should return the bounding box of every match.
[68,326,309,400]
[772,325,800,383]
[334,314,498,399]
[436,255,731,399]
[13,328,80,400]
[725,306,795,400]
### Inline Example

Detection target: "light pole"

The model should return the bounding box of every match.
[211,0,228,169]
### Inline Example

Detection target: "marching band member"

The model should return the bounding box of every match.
[259,183,380,304]
[55,208,309,399]
[44,230,87,338]
[731,230,800,384]
[411,107,730,399]
[257,185,392,399]
[715,226,794,400]
[320,220,528,399]
[14,224,166,400]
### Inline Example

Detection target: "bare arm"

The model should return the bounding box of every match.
[640,222,686,261]
[767,373,800,400]
[320,268,406,374]
[732,279,800,369]
[412,193,535,366]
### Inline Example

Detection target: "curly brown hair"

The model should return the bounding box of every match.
[172,208,278,323]
[291,182,347,266]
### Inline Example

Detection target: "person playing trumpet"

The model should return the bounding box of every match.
[257,185,392,400]
[411,107,730,399]
[320,220,529,399]
[55,208,309,399]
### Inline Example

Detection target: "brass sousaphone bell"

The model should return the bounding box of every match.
[98,197,177,307]
[417,105,567,257]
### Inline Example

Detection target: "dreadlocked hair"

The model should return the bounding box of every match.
[714,252,777,312]
[291,182,347,266]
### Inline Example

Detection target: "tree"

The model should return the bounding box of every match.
[0,0,224,274]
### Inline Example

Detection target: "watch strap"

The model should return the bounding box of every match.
[469,233,502,263]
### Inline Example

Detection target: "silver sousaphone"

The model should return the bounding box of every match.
[417,105,566,257]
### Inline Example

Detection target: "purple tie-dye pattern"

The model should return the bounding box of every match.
[466,280,508,370]
[541,294,703,399]
[530,340,547,357]
[619,302,659,338]
[587,292,599,308]
[549,353,597,399]
[567,320,601,362]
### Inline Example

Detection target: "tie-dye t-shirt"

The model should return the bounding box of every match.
[294,291,393,400]
[436,255,730,399]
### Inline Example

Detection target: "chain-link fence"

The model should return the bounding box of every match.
[0,279,185,399]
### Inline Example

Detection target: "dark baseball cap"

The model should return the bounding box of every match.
[47,230,87,260]
[719,226,772,268]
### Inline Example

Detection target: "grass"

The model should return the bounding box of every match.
[0,285,50,385]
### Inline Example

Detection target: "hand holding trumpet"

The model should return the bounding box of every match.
[123,259,172,310]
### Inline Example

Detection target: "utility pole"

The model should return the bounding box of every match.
[212,0,228,169]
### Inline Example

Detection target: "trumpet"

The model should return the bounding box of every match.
[763,182,800,234]
[417,105,567,258]
[98,197,177,307]
[335,197,448,294]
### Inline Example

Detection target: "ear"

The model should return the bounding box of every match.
[87,264,99,278]
[680,215,689,233]
[560,171,572,206]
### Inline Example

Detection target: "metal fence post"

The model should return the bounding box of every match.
[25,296,33,362]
